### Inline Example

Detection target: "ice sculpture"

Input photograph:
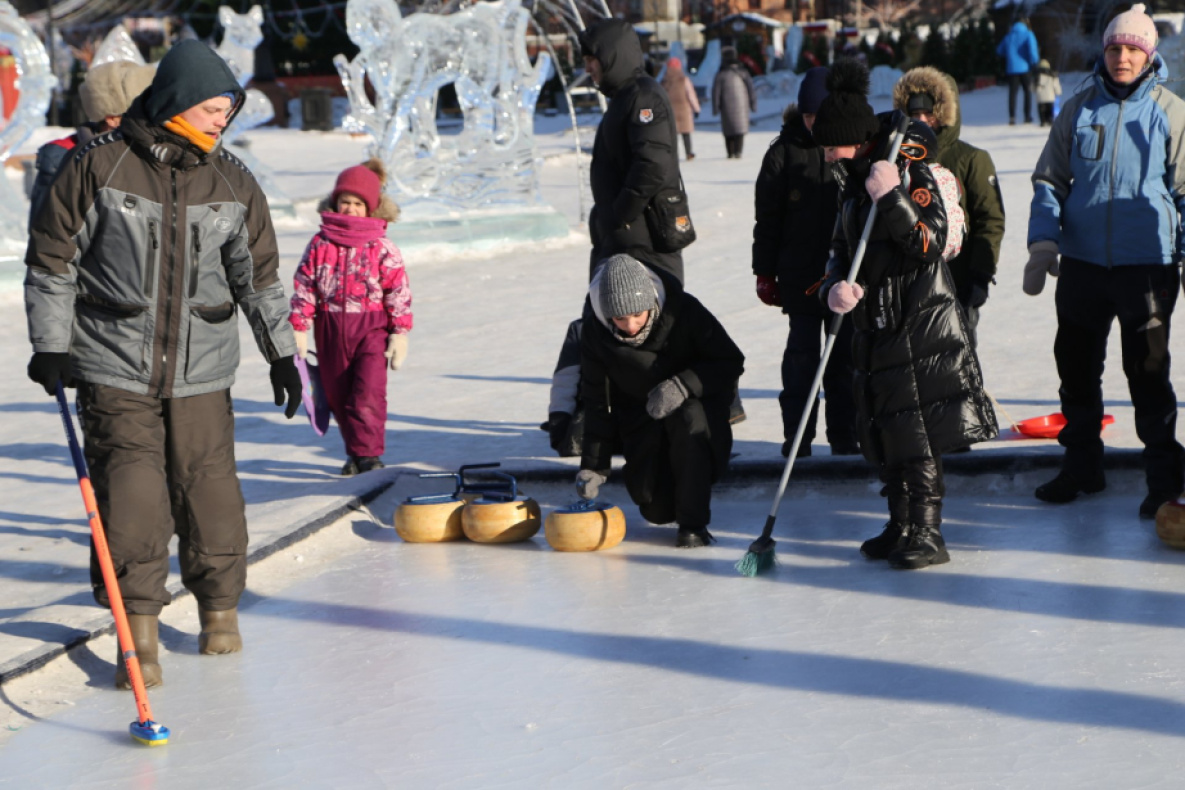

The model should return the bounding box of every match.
[0,1,53,264]
[335,0,566,245]
[214,5,295,218]
[91,25,146,67]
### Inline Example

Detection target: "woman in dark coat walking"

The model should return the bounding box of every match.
[662,56,700,161]
[813,61,997,569]
[575,254,745,548]
[712,47,757,158]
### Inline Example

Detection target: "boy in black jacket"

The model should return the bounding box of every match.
[575,255,744,548]
[752,66,859,458]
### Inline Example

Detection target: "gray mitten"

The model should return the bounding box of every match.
[575,469,607,500]
[646,376,690,420]
[1023,240,1060,296]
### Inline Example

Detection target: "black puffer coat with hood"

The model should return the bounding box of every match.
[751,106,838,316]
[820,112,997,465]
[579,19,685,282]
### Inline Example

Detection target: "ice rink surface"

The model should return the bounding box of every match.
[4,74,1185,786]
[3,476,1185,788]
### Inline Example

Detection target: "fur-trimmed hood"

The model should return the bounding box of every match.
[317,158,400,223]
[892,67,958,131]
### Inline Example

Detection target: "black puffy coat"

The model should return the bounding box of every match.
[580,20,685,282]
[579,268,745,474]
[820,114,997,465]
[751,107,839,316]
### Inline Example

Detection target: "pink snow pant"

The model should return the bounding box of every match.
[314,311,389,458]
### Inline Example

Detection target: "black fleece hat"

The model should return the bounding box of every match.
[811,59,881,147]
[144,40,245,125]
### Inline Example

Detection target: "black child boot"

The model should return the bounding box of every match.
[888,523,950,569]
[861,473,910,559]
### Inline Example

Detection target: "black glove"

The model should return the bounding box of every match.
[269,356,302,419]
[547,411,573,453]
[27,352,73,396]
[959,271,993,310]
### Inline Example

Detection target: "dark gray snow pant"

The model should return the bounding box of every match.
[78,384,248,615]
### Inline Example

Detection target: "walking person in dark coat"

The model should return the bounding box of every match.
[752,67,859,458]
[813,61,998,569]
[712,46,757,158]
[576,254,745,548]
[24,41,302,686]
[662,56,700,161]
[579,18,686,282]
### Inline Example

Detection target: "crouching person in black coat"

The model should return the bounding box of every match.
[813,61,997,570]
[575,254,745,548]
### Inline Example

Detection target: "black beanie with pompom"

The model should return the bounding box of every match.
[811,59,880,147]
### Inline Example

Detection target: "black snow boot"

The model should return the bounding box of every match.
[860,521,910,560]
[676,525,715,548]
[1140,490,1179,520]
[1035,470,1105,504]
[341,456,360,476]
[887,524,950,570]
[357,456,385,473]
[115,613,162,689]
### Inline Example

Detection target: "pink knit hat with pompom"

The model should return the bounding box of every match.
[331,164,382,214]
[1104,3,1158,57]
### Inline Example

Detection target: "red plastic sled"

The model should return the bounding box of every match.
[1015,413,1114,439]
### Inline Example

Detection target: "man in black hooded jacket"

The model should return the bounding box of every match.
[579,18,685,283]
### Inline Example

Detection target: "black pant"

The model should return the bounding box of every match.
[1007,73,1033,122]
[1053,259,1184,492]
[78,384,248,615]
[781,313,858,449]
[620,396,731,528]
[681,133,694,159]
[1038,102,1054,125]
[724,134,745,158]
[882,456,945,528]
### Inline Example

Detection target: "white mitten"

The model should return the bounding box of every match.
[386,334,409,371]
[1023,241,1060,296]
[865,161,901,202]
[827,281,865,314]
[294,330,308,359]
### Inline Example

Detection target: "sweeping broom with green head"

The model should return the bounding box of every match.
[736,114,911,578]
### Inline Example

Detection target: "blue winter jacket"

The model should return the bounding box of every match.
[1028,56,1185,267]
[996,22,1039,75]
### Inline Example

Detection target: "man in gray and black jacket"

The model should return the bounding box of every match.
[24,40,301,689]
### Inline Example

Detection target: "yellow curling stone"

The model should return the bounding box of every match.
[545,503,626,551]
[462,497,542,543]
[1155,498,1185,549]
[394,496,467,543]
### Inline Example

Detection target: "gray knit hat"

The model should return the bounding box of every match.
[598,254,655,318]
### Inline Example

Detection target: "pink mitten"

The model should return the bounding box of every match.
[827,281,865,314]
[865,161,901,202]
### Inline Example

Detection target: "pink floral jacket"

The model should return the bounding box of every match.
[289,216,412,334]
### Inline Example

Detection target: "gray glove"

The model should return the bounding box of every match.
[646,376,690,420]
[1023,240,1060,296]
[575,469,607,501]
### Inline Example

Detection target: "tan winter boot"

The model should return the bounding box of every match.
[199,607,242,655]
[114,614,162,690]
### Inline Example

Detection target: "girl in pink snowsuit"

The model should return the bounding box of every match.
[290,159,411,476]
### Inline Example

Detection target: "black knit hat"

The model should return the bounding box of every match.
[811,59,881,147]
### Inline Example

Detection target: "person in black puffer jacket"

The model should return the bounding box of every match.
[579,19,686,282]
[752,67,858,459]
[575,254,744,549]
[814,60,998,570]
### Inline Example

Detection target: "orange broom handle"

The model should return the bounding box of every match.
[56,384,156,726]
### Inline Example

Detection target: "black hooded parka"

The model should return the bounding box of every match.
[579,19,685,282]
[820,113,997,466]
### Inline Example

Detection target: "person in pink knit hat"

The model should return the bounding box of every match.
[290,159,412,475]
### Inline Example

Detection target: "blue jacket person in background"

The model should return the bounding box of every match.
[996,18,1040,124]
[1024,4,1185,519]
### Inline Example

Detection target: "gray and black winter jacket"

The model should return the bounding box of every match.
[25,71,294,399]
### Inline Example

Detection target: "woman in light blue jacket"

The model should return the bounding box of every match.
[1023,4,1185,520]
